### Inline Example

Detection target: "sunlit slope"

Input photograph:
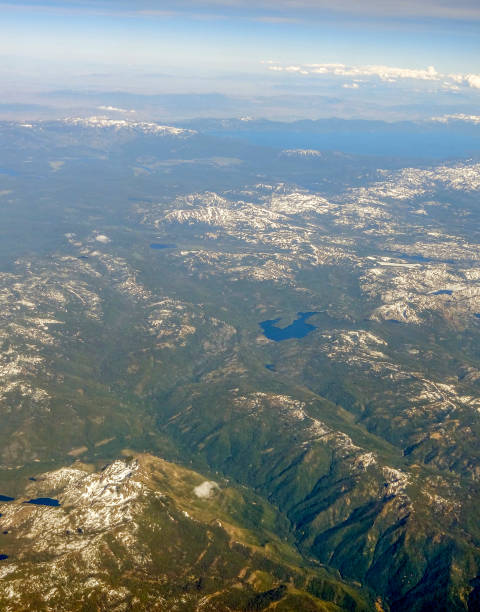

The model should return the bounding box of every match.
[0,453,373,611]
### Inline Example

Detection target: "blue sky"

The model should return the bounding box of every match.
[1,1,480,119]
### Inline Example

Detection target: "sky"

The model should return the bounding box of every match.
[1,0,480,120]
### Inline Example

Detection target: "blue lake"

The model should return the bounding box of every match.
[206,126,480,159]
[0,167,19,177]
[386,252,456,265]
[260,312,317,341]
[475,314,480,319]
[265,364,276,371]
[433,290,453,295]
[24,498,60,507]
[0,496,14,502]
[0,555,8,561]
[150,243,177,250]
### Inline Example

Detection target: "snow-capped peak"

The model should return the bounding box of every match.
[63,116,196,136]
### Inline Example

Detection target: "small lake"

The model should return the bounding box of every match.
[433,290,453,295]
[0,496,14,502]
[0,167,19,177]
[150,243,177,250]
[386,252,456,265]
[475,314,480,319]
[260,311,317,341]
[24,498,60,507]
[0,555,8,561]
[265,364,276,371]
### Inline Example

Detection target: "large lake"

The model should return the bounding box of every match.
[24,498,60,507]
[260,311,317,341]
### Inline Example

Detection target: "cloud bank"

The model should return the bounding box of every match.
[3,0,480,21]
[264,62,480,91]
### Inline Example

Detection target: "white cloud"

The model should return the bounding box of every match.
[95,234,111,244]
[465,74,480,89]
[432,114,480,124]
[193,481,219,498]
[97,105,136,113]
[266,61,480,91]
[447,73,480,89]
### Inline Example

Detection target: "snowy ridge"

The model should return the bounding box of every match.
[280,149,323,157]
[63,116,196,136]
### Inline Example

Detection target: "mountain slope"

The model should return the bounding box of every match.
[0,453,375,611]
